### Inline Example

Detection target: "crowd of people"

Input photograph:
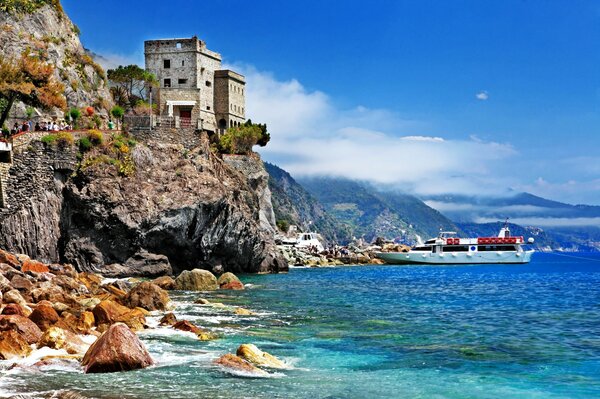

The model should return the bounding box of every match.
[12,120,72,135]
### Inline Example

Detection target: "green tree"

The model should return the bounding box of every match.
[0,51,66,128]
[107,65,157,109]
[68,107,81,128]
[111,105,124,130]
[244,119,270,147]
[218,123,263,155]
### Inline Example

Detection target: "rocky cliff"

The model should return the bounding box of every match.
[60,134,286,274]
[0,2,112,118]
[0,132,287,274]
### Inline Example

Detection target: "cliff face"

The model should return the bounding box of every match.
[223,154,277,236]
[0,133,287,274]
[0,3,112,116]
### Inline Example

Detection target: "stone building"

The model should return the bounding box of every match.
[144,36,246,134]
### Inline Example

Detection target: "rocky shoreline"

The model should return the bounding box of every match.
[277,242,412,267]
[0,248,289,397]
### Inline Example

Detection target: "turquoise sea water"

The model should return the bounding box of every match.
[2,252,600,398]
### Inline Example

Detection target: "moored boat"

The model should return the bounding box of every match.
[375,224,534,265]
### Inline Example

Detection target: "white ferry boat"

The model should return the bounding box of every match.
[375,225,534,265]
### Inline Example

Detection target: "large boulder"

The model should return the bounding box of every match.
[0,314,42,344]
[0,330,32,359]
[92,300,146,331]
[21,259,50,273]
[29,302,60,331]
[123,282,170,311]
[236,344,288,369]
[213,353,268,376]
[174,269,218,291]
[81,323,154,373]
[38,326,87,355]
[217,272,244,290]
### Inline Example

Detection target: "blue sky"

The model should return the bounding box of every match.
[63,0,600,205]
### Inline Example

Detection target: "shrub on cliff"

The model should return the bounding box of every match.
[0,51,66,128]
[55,132,74,148]
[218,124,263,155]
[0,0,63,15]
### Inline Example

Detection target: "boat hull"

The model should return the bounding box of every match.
[375,250,534,265]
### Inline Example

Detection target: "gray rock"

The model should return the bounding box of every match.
[174,269,218,291]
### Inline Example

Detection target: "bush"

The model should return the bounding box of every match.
[276,219,290,233]
[78,137,92,152]
[69,107,81,128]
[41,134,57,145]
[55,132,74,148]
[87,129,104,145]
[218,124,262,155]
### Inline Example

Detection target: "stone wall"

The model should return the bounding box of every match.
[129,126,202,150]
[0,162,9,208]
[0,140,77,262]
[214,70,246,129]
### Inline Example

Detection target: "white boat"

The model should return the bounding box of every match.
[294,232,325,253]
[375,225,534,265]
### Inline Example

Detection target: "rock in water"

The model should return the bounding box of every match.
[236,344,288,369]
[174,269,218,291]
[152,276,175,290]
[0,330,32,359]
[82,323,154,373]
[159,313,177,326]
[124,282,170,311]
[217,272,244,290]
[38,327,86,355]
[214,353,268,376]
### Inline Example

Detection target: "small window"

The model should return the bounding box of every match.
[163,78,171,88]
[206,106,211,110]
[178,78,187,85]
[163,59,170,69]
[181,60,185,66]
[205,81,211,87]
[176,42,182,49]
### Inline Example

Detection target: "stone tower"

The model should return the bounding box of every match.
[144,36,245,133]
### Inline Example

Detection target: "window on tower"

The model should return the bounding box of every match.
[163,59,170,69]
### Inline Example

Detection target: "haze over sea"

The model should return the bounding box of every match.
[2,253,600,398]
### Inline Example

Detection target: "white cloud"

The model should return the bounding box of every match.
[230,65,519,197]
[476,91,489,100]
[91,51,144,70]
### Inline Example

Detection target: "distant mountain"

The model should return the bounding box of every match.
[265,163,352,244]
[425,192,600,251]
[424,192,600,223]
[298,177,460,244]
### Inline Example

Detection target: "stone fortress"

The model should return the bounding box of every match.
[144,36,246,134]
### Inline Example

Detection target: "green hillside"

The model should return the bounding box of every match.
[298,177,460,243]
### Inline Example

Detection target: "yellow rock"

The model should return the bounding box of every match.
[234,307,256,316]
[236,343,288,369]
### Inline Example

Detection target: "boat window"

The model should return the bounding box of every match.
[477,245,517,252]
[412,246,432,252]
[442,245,469,252]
